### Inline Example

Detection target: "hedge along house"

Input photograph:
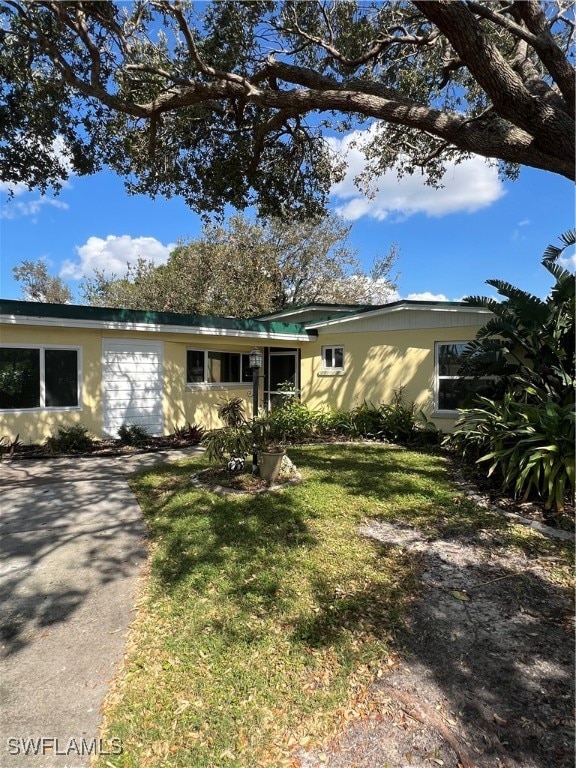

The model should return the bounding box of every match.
[0,298,493,445]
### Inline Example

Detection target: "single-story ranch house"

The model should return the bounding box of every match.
[0,298,493,444]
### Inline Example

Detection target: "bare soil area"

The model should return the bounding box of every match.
[299,520,574,768]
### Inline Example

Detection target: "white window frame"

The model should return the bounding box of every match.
[186,349,252,389]
[0,343,82,413]
[434,341,497,415]
[320,345,345,374]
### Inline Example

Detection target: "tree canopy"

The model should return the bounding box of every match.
[80,214,399,316]
[13,259,73,304]
[1,1,573,217]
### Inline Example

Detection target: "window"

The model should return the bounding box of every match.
[0,346,80,410]
[187,350,253,385]
[435,342,498,413]
[322,345,344,372]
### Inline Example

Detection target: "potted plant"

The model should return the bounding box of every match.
[252,412,287,483]
[202,397,291,484]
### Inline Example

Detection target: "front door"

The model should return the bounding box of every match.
[266,350,299,410]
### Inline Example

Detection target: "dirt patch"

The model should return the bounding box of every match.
[299,521,574,768]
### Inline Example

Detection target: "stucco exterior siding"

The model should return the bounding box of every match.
[0,325,293,442]
[301,324,486,430]
[0,324,103,444]
[1,300,491,444]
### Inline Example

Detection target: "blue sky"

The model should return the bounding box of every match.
[1,127,574,305]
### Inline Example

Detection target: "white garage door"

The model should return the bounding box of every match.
[102,340,164,438]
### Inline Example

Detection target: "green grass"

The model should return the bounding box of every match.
[97,444,572,768]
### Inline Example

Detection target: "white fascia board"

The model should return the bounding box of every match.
[305,303,493,330]
[0,314,311,342]
[261,305,357,320]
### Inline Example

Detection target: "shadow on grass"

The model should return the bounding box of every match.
[133,462,318,616]
[290,445,573,555]
[292,546,421,649]
[127,448,573,767]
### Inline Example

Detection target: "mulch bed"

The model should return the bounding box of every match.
[192,464,301,494]
[0,434,203,460]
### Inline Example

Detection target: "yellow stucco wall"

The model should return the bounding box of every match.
[0,324,104,444]
[1,318,484,444]
[0,324,292,443]
[300,324,486,431]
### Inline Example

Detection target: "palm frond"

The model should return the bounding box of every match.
[542,229,575,264]
[485,279,547,309]
[462,295,495,309]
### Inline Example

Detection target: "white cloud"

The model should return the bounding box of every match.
[558,252,576,271]
[0,180,29,197]
[60,234,177,280]
[405,291,449,302]
[328,125,505,221]
[1,136,73,218]
[512,218,531,241]
[1,196,69,220]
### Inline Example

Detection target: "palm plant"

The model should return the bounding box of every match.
[448,232,575,513]
[461,230,575,405]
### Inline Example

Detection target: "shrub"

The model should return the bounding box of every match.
[202,426,253,463]
[217,397,246,428]
[45,424,94,453]
[203,398,253,462]
[172,423,205,444]
[117,423,151,447]
[460,230,575,407]
[349,401,385,438]
[266,398,320,443]
[316,409,356,437]
[447,395,575,512]
[318,390,440,446]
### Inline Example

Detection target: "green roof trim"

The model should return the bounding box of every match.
[0,299,315,337]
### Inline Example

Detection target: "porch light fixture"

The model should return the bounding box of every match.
[249,347,263,370]
[249,348,263,474]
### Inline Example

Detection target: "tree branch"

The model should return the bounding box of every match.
[511,0,575,113]
[413,1,574,154]
[281,2,440,73]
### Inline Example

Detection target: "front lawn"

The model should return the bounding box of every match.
[97,444,571,768]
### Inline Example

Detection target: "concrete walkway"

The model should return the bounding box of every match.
[0,448,201,767]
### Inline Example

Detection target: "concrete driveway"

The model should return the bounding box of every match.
[0,449,200,767]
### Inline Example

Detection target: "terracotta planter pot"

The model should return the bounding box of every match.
[259,451,284,483]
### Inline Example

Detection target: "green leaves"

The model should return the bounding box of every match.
[461,231,575,406]
[81,213,398,316]
[2,1,574,215]
[449,396,575,513]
